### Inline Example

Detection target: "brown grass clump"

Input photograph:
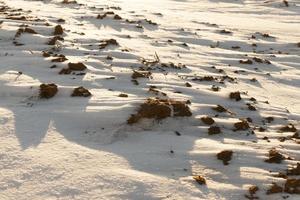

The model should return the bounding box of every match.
[267,178,300,194]
[247,104,256,111]
[287,163,300,176]
[201,116,215,125]
[239,59,253,64]
[42,51,51,57]
[57,18,65,23]
[161,62,186,69]
[208,126,221,135]
[212,105,227,113]
[132,70,151,79]
[273,172,288,179]
[234,120,250,131]
[9,16,29,21]
[232,46,240,49]
[248,185,259,195]
[59,68,72,75]
[99,39,119,49]
[54,25,63,35]
[217,150,233,165]
[51,54,68,62]
[192,76,215,82]
[15,27,37,37]
[131,79,139,85]
[62,0,77,4]
[211,85,220,91]
[220,29,232,34]
[59,62,87,74]
[245,185,259,200]
[71,87,91,97]
[229,91,241,101]
[127,98,192,124]
[68,62,87,71]
[265,149,285,164]
[40,83,58,99]
[119,93,128,97]
[24,27,37,34]
[265,117,274,123]
[96,12,123,21]
[291,132,300,139]
[253,57,271,64]
[279,124,297,132]
[185,82,192,87]
[114,14,122,20]
[266,183,283,194]
[97,13,108,20]
[48,36,64,45]
[284,179,300,194]
[193,176,206,185]
[148,88,167,96]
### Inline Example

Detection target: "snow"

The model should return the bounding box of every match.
[0,0,300,199]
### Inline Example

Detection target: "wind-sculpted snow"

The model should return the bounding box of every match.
[0,0,299,199]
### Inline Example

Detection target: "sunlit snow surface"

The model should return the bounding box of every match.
[0,0,300,199]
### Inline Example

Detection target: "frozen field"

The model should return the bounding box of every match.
[0,0,300,199]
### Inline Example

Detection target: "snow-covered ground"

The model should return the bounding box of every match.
[0,0,300,199]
